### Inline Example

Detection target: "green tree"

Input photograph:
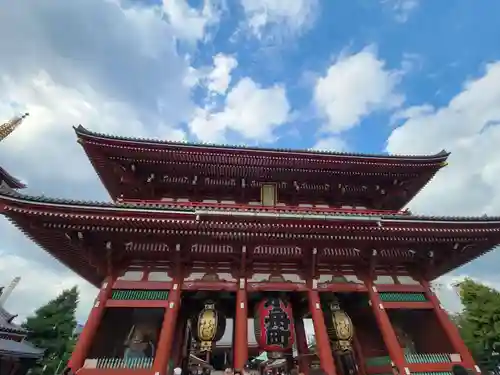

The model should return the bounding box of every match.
[455,278,500,373]
[23,286,79,375]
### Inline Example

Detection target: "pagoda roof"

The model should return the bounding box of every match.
[75,125,450,163]
[74,125,450,209]
[0,307,26,334]
[0,165,26,189]
[1,187,499,285]
[0,306,43,360]
[0,338,44,359]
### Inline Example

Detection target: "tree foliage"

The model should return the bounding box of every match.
[455,278,500,372]
[22,286,79,374]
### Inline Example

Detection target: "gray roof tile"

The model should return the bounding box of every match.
[0,338,44,358]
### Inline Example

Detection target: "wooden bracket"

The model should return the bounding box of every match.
[310,247,318,279]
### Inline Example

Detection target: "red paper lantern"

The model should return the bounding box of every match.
[254,297,295,353]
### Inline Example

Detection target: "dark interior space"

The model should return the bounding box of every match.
[88,307,164,359]
[387,309,454,354]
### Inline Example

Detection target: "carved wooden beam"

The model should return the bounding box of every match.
[65,231,107,276]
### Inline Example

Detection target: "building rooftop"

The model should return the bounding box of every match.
[0,306,26,334]
[74,125,449,209]
[1,186,499,284]
[0,166,26,190]
[74,125,450,162]
[0,338,44,359]
[0,282,44,360]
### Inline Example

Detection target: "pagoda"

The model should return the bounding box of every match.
[0,125,498,375]
[0,114,29,190]
[0,278,44,375]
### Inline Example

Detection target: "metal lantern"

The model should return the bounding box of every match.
[254,296,295,357]
[327,298,354,352]
[192,300,226,352]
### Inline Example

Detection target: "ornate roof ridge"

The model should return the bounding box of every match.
[74,125,450,162]
[1,187,500,223]
[0,166,26,189]
[0,307,26,334]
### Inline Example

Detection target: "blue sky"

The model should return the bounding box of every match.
[1,0,500,322]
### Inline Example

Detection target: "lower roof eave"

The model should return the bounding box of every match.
[2,188,500,284]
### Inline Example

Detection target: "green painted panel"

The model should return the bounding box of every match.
[365,356,391,367]
[111,289,169,300]
[379,292,427,302]
[405,353,452,363]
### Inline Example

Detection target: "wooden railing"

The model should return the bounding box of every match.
[366,353,454,366]
[120,198,406,216]
[85,357,153,369]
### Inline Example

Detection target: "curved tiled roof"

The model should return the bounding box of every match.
[74,125,450,162]
[0,307,25,334]
[0,338,44,358]
[0,165,26,189]
[1,187,500,224]
[2,187,500,282]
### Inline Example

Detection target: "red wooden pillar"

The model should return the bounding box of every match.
[171,314,186,367]
[421,280,478,372]
[307,289,337,375]
[352,334,367,375]
[153,283,182,375]
[68,276,113,371]
[294,313,311,375]
[365,280,407,375]
[234,279,248,369]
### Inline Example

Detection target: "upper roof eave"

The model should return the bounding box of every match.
[0,166,26,189]
[74,125,451,164]
[2,187,500,226]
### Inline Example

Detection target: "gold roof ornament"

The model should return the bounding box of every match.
[0,113,29,142]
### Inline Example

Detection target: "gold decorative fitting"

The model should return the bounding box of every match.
[0,113,29,142]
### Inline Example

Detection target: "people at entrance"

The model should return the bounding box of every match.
[123,325,155,360]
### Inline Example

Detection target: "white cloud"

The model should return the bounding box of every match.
[240,0,318,40]
[0,252,96,324]
[206,54,239,95]
[0,0,192,191]
[386,62,500,216]
[188,53,239,97]
[314,47,403,134]
[312,136,348,152]
[382,0,420,23]
[162,0,223,42]
[189,77,290,143]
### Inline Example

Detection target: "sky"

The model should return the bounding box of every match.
[1,0,500,331]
